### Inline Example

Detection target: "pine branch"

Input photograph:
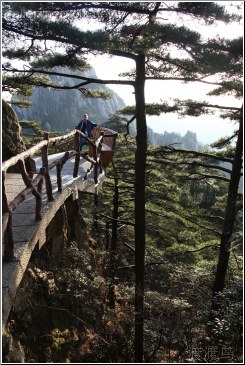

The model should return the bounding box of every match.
[124,114,136,139]
[123,242,135,252]
[148,146,234,163]
[149,158,232,175]
[146,208,221,236]
[99,213,135,226]
[189,173,230,182]
[180,101,241,111]
[117,243,219,270]
[3,67,135,86]
[111,49,138,61]
[146,75,221,85]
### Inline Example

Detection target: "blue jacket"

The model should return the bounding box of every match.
[76,120,97,138]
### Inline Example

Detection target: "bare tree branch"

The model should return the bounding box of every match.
[3,66,135,86]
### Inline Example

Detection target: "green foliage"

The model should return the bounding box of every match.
[119,99,241,128]
[174,99,214,117]
[210,136,237,150]
[3,1,242,89]
[3,73,53,95]
[106,136,234,269]
[227,37,243,58]
[2,3,242,362]
[207,79,243,98]
[31,53,90,72]
[79,88,112,99]
[4,133,242,362]
[177,2,240,23]
[118,102,179,116]
[145,53,199,78]
[7,227,135,363]
[3,48,33,61]
[207,280,243,361]
[10,99,32,108]
[101,114,129,134]
[117,22,201,55]
[3,75,33,96]
[18,119,47,147]
[19,119,44,135]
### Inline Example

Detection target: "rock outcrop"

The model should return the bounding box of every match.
[2,99,26,161]
[2,99,35,172]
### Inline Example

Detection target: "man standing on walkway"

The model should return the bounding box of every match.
[76,114,97,150]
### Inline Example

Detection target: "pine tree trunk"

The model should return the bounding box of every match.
[211,112,243,311]
[108,175,119,308]
[134,54,147,363]
[111,176,119,254]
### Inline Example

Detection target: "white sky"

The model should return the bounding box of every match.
[2,1,243,144]
[88,54,241,144]
[85,1,243,144]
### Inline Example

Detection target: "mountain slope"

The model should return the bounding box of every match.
[12,67,125,132]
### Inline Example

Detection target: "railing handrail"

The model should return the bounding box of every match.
[4,127,118,171]
[2,126,118,261]
[2,130,77,172]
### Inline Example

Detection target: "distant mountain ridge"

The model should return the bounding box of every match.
[12,67,125,132]
[127,121,208,150]
[147,126,208,150]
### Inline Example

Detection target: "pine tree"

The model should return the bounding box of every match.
[2,2,242,361]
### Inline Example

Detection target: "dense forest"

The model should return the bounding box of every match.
[2,1,243,363]
[3,133,242,363]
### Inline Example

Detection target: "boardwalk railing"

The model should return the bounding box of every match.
[2,127,117,261]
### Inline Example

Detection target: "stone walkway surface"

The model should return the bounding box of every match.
[2,152,105,326]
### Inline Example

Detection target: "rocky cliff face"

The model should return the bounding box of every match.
[2,99,35,172]
[12,67,125,132]
[2,99,26,161]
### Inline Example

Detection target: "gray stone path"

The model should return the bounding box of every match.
[2,152,105,326]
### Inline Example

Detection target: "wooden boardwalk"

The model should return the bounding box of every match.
[2,152,105,326]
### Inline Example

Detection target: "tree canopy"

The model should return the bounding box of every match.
[2,2,243,363]
[2,1,242,97]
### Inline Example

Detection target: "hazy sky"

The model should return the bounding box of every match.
[88,53,241,144]
[3,1,243,145]
[86,2,243,145]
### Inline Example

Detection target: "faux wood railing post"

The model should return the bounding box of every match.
[2,171,15,261]
[36,167,45,221]
[56,162,62,191]
[93,144,98,184]
[17,159,44,221]
[4,214,15,261]
[2,171,8,216]
[42,133,54,201]
[93,132,103,185]
[73,131,80,177]
[98,132,104,174]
